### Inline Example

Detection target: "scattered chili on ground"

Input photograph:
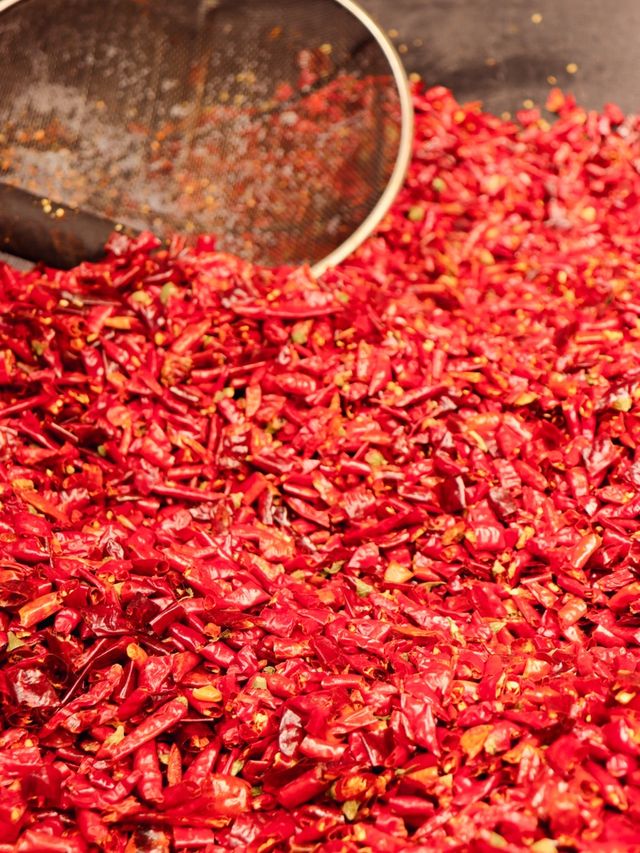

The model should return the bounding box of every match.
[2,85,640,851]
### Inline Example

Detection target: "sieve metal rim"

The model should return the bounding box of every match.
[311,0,414,277]
[0,0,414,275]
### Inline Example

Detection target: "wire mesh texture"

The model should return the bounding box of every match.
[0,0,412,273]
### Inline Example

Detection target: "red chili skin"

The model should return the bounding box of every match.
[169,623,206,653]
[150,483,223,503]
[277,767,331,808]
[385,795,436,818]
[172,828,217,849]
[53,607,81,633]
[206,774,252,815]
[76,810,111,847]
[231,303,339,320]
[59,639,131,706]
[201,642,237,668]
[0,394,51,418]
[113,660,137,703]
[348,825,406,852]
[8,540,49,563]
[100,697,188,761]
[183,740,221,786]
[568,532,601,570]
[149,602,187,635]
[17,592,61,628]
[167,742,183,786]
[14,832,88,852]
[134,740,164,803]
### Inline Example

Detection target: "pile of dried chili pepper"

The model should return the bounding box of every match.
[2,84,640,851]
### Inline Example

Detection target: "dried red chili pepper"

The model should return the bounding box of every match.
[99,698,188,761]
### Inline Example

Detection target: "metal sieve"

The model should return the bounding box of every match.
[0,0,412,273]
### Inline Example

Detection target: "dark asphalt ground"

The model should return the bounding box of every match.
[362,0,640,115]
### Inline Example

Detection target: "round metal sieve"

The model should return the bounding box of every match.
[0,0,413,273]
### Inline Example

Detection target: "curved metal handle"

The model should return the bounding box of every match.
[0,183,133,268]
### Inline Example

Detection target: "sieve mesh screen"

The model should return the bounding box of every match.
[0,0,411,270]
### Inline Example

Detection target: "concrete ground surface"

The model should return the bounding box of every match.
[362,0,640,115]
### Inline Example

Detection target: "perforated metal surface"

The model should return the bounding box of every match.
[0,0,412,272]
